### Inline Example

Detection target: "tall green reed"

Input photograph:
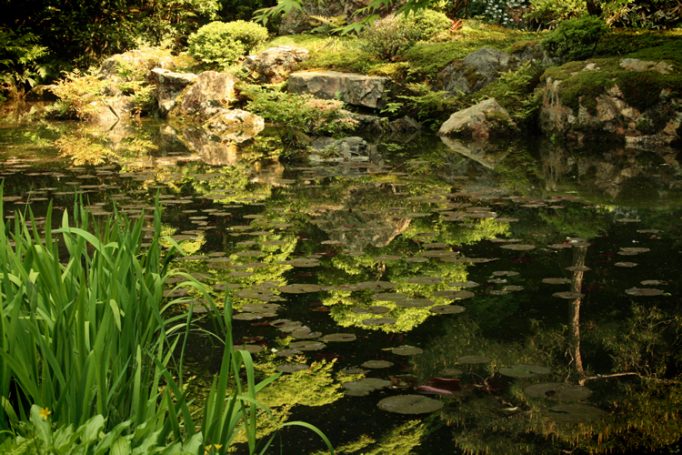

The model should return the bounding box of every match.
[0,195,333,453]
[0,197,194,435]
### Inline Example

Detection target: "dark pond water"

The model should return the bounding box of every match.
[1,119,681,454]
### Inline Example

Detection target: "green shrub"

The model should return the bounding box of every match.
[188,21,268,68]
[362,10,452,60]
[524,0,586,29]
[542,15,608,62]
[244,86,357,136]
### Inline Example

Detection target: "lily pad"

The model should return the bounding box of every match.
[552,291,583,300]
[614,262,638,268]
[566,265,591,272]
[500,244,535,252]
[394,298,432,308]
[344,378,391,397]
[492,271,520,277]
[499,364,551,379]
[321,333,357,343]
[450,281,480,289]
[384,345,423,356]
[276,363,309,374]
[456,355,490,365]
[279,284,324,294]
[367,305,392,314]
[362,317,397,326]
[640,280,667,286]
[373,293,408,303]
[233,344,265,354]
[377,394,443,415]
[542,277,571,285]
[232,313,263,321]
[361,360,394,369]
[404,276,441,285]
[617,247,650,256]
[289,340,326,351]
[241,303,281,313]
[524,382,592,401]
[287,258,321,268]
[625,287,665,297]
[290,327,322,340]
[430,305,466,315]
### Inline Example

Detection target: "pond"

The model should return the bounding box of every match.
[1,119,680,454]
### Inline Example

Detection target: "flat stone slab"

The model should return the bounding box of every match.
[288,71,388,109]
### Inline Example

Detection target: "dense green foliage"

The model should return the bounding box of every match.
[0,0,220,67]
[542,15,608,61]
[188,21,268,68]
[361,10,452,60]
[524,0,586,28]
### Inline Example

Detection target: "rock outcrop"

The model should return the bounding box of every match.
[171,71,238,118]
[288,71,388,109]
[245,46,309,83]
[539,58,682,146]
[440,48,513,95]
[151,68,198,116]
[439,98,517,140]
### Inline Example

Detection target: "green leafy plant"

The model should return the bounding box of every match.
[188,21,268,68]
[542,15,608,61]
[524,0,586,29]
[0,194,333,453]
[244,86,358,137]
[361,10,452,60]
[0,27,49,100]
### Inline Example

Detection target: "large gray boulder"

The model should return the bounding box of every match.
[440,48,512,95]
[151,68,198,116]
[439,98,517,140]
[288,71,388,109]
[539,58,682,146]
[245,46,309,83]
[171,71,237,118]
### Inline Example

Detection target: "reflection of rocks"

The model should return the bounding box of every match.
[313,209,412,253]
[539,140,682,200]
[151,68,197,116]
[310,136,375,162]
[171,71,237,118]
[288,71,388,109]
[163,124,238,165]
[245,46,309,83]
[440,136,512,170]
[87,97,130,128]
[205,109,265,143]
[539,59,682,146]
[439,98,517,140]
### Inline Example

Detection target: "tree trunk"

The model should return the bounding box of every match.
[586,0,603,16]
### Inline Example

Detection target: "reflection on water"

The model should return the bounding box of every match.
[1,120,681,453]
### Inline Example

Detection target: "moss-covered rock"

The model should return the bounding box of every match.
[438,98,517,140]
[539,47,682,147]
